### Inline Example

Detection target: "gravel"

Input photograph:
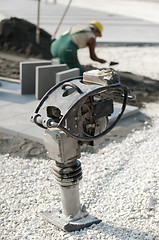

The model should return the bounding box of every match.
[0,102,159,239]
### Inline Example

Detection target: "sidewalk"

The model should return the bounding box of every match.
[0,0,159,43]
[62,0,159,24]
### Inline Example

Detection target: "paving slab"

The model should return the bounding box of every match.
[56,68,80,84]
[0,80,139,144]
[20,61,52,95]
[35,64,67,100]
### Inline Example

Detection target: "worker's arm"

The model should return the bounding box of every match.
[87,38,106,63]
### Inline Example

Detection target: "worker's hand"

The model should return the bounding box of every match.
[99,59,106,64]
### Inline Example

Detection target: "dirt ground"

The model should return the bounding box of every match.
[0,17,52,59]
[1,50,159,108]
[0,51,159,108]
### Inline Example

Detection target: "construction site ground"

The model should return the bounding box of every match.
[1,1,159,239]
[0,0,159,158]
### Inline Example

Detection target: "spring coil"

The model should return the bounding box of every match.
[53,160,82,187]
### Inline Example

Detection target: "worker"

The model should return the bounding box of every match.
[50,21,106,75]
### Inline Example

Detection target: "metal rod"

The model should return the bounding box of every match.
[60,185,81,217]
[36,0,41,44]
[52,0,72,39]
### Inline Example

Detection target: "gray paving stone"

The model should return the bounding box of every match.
[20,61,52,95]
[56,68,80,84]
[35,64,67,100]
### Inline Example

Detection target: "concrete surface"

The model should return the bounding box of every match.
[0,80,138,144]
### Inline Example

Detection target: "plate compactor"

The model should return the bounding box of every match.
[31,69,135,232]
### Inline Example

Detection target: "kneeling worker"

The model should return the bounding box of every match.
[50,21,106,75]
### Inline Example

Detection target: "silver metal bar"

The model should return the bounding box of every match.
[60,185,81,217]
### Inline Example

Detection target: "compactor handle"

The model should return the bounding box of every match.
[62,82,83,94]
